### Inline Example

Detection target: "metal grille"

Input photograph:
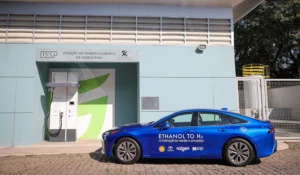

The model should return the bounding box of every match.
[162,18,185,45]
[7,14,34,43]
[266,79,300,137]
[209,19,232,45]
[86,16,111,43]
[137,17,160,44]
[0,14,7,42]
[34,15,60,43]
[185,18,208,45]
[0,13,233,46]
[237,77,300,139]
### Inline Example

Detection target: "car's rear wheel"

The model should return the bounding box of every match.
[113,137,141,164]
[223,138,255,166]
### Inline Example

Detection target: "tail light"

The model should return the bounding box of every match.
[268,127,275,134]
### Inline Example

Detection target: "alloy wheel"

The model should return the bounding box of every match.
[117,141,137,162]
[228,142,250,164]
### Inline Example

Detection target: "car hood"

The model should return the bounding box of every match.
[113,123,146,130]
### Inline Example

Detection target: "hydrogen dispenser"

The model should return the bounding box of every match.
[45,71,80,142]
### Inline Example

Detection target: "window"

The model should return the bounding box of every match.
[225,115,248,124]
[169,113,194,127]
[157,112,196,127]
[199,113,229,126]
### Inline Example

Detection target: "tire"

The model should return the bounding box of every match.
[113,137,141,164]
[223,138,255,166]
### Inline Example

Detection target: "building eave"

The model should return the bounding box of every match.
[233,0,264,23]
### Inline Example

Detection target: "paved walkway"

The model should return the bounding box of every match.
[0,140,102,157]
[0,139,290,157]
[0,142,299,175]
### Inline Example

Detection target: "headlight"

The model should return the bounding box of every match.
[102,131,110,140]
[102,130,122,140]
[109,130,121,134]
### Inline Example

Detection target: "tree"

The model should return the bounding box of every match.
[234,0,300,78]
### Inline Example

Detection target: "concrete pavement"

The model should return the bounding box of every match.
[0,142,300,175]
[0,139,292,157]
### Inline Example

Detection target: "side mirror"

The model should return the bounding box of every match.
[160,122,170,130]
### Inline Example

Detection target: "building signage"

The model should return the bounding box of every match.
[36,48,139,62]
[141,97,159,110]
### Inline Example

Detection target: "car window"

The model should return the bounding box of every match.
[225,115,248,124]
[156,112,196,127]
[173,113,191,122]
[198,112,229,126]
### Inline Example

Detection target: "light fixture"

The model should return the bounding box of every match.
[198,44,207,51]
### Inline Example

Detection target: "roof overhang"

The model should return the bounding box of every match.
[233,0,264,23]
[0,0,264,23]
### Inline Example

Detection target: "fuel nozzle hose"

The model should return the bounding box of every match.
[45,87,63,137]
[45,73,63,138]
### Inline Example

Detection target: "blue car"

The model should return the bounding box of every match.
[102,109,277,166]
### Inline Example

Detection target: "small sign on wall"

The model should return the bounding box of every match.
[141,97,159,110]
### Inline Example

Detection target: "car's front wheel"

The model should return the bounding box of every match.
[223,138,255,166]
[113,137,141,164]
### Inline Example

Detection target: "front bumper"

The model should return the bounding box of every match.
[101,139,105,155]
[101,137,114,157]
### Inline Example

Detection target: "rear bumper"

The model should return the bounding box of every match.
[258,139,277,158]
[272,140,277,153]
[254,133,277,158]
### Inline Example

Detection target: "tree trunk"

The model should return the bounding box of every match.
[298,67,300,79]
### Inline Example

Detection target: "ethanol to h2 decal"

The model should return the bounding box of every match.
[158,133,204,143]
[187,134,203,139]
[158,134,203,139]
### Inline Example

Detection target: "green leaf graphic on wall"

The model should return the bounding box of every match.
[78,96,108,138]
[79,74,109,94]
[78,73,110,139]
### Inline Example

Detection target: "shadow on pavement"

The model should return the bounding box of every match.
[89,148,116,163]
[89,148,262,166]
[137,158,262,166]
[138,158,227,165]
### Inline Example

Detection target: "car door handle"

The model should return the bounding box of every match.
[218,129,226,132]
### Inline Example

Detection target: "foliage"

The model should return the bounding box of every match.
[234,0,300,78]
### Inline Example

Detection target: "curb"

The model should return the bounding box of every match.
[277,140,289,151]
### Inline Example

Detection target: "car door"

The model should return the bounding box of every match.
[189,111,234,158]
[148,112,198,158]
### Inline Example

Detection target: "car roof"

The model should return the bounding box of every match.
[150,108,264,126]
[174,108,252,119]
[175,108,228,113]
[176,108,264,123]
